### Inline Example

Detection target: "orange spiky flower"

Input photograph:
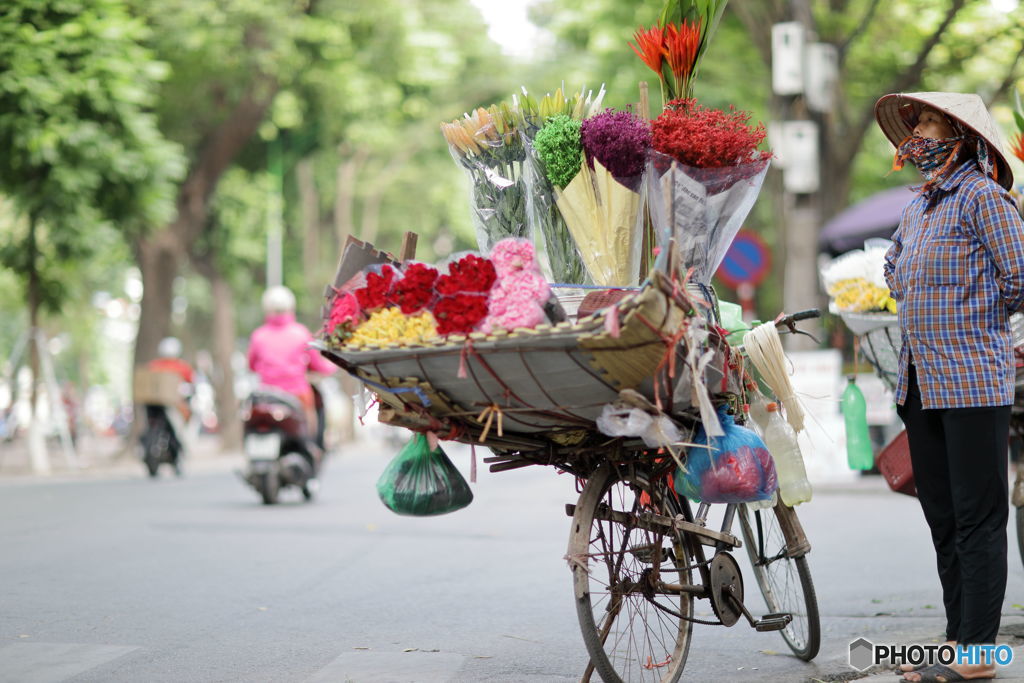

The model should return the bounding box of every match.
[663,20,701,99]
[1011,133,1024,164]
[629,25,666,75]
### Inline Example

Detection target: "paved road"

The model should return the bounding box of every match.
[1,437,1024,682]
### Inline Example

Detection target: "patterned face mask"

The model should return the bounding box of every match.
[893,135,963,181]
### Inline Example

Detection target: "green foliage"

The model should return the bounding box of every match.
[0,0,184,312]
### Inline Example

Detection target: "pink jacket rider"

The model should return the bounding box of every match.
[248,312,336,400]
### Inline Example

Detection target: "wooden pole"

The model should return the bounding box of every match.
[399,231,418,262]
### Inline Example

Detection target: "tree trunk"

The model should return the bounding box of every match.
[26,214,49,474]
[333,146,369,247]
[296,157,322,300]
[206,264,242,451]
[133,233,184,367]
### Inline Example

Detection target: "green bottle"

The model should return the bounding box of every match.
[841,376,874,470]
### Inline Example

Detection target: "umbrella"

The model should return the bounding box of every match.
[818,185,915,255]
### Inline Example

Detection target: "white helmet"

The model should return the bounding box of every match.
[261,286,296,314]
[157,337,182,359]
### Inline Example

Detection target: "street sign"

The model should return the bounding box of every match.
[716,231,771,289]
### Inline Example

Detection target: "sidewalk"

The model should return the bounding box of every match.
[0,432,243,481]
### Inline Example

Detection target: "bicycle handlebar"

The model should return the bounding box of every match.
[776,309,821,327]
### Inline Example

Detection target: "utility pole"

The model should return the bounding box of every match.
[770,7,835,349]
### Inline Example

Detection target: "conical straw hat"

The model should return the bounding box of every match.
[874,91,1013,189]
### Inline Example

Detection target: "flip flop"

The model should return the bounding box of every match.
[900,663,984,682]
[895,664,928,675]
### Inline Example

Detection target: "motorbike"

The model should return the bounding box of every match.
[241,386,322,504]
[141,404,186,477]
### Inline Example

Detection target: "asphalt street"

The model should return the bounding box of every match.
[2,435,1024,682]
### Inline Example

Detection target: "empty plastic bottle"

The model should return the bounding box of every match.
[842,376,874,470]
[759,400,812,506]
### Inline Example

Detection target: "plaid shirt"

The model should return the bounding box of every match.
[884,160,1024,408]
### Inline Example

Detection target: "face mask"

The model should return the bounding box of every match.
[894,136,963,180]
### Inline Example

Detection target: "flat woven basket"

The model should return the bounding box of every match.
[318,270,717,451]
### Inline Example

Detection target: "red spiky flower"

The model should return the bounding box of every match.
[1011,133,1024,164]
[663,20,701,97]
[629,25,665,75]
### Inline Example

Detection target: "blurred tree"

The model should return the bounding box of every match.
[0,0,183,442]
[132,0,513,444]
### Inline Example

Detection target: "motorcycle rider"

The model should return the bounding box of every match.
[247,286,336,452]
[144,336,194,465]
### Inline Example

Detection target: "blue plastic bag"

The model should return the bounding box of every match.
[675,406,778,504]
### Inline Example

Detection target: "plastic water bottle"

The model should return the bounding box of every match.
[760,401,812,506]
[842,376,874,470]
[743,399,778,510]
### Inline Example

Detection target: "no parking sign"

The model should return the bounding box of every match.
[716,231,771,289]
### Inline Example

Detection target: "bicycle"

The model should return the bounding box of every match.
[564,310,822,682]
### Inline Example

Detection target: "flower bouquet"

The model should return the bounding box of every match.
[517,86,605,284]
[441,106,529,255]
[532,108,652,287]
[645,99,771,283]
[320,239,559,352]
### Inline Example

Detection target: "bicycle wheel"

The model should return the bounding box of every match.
[737,503,820,661]
[568,464,694,682]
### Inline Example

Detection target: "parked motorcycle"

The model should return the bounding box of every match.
[241,387,321,504]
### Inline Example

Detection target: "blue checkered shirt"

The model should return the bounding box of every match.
[883,160,1024,408]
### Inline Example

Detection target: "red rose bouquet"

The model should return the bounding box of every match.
[435,253,497,295]
[354,264,396,311]
[433,293,490,336]
[388,262,439,314]
[430,253,498,335]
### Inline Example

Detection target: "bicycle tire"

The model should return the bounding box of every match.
[568,464,694,683]
[737,503,820,661]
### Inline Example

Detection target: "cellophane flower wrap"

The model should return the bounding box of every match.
[431,253,497,336]
[533,107,650,287]
[388,262,439,315]
[574,108,651,286]
[482,238,550,333]
[674,406,778,504]
[646,99,771,283]
[440,106,528,255]
[525,115,588,284]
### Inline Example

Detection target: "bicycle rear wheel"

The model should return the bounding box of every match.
[737,503,820,661]
[568,464,694,682]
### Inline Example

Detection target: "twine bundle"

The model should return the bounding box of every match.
[742,321,805,433]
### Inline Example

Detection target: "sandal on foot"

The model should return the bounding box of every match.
[896,664,928,675]
[900,663,978,682]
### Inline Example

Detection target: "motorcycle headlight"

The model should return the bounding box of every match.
[270,407,288,422]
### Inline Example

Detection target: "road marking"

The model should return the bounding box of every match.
[307,651,466,682]
[0,642,137,683]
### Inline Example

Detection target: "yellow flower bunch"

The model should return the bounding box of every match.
[829,278,897,314]
[346,308,439,348]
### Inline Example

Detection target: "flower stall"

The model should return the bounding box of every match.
[315,1,823,679]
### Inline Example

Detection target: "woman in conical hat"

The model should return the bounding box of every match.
[877,92,1024,682]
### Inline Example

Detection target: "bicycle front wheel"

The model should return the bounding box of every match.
[568,464,694,682]
[737,503,820,661]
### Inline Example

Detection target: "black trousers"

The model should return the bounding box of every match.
[896,364,1010,644]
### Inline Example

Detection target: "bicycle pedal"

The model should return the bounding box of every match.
[754,612,792,632]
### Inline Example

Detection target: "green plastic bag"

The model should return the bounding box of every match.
[376,433,473,516]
